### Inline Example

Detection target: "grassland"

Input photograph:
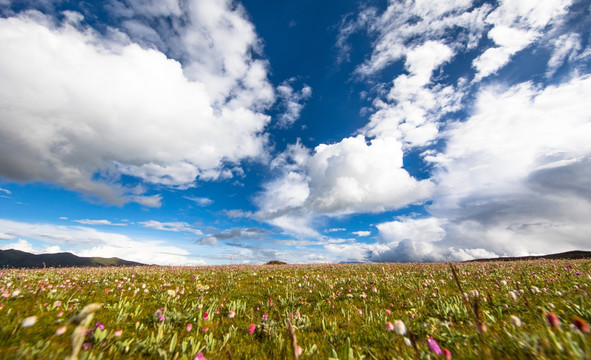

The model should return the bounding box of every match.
[1,260,590,359]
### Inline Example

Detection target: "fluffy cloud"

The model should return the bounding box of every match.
[0,218,205,265]
[0,3,273,205]
[256,136,433,237]
[275,79,312,128]
[259,136,433,216]
[472,0,573,80]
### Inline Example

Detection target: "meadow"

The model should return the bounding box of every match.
[0,260,589,359]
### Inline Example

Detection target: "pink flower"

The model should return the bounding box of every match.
[296,345,302,356]
[228,310,235,318]
[203,312,209,320]
[385,309,391,315]
[202,327,209,332]
[55,326,67,336]
[195,353,207,360]
[442,348,452,359]
[248,323,256,334]
[386,322,394,331]
[114,329,123,337]
[427,336,442,356]
[357,309,363,315]
[262,314,268,321]
[546,312,561,329]
[186,323,193,332]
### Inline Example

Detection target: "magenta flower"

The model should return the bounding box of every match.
[248,323,256,334]
[195,353,207,360]
[427,336,442,356]
[95,322,105,331]
[186,323,193,332]
[442,348,452,359]
[262,314,268,321]
[203,312,209,320]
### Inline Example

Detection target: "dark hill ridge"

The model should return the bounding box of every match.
[0,249,145,268]
[465,250,591,262]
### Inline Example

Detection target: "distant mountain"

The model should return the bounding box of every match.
[466,250,591,262]
[0,249,145,268]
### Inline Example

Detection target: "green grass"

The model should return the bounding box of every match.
[0,260,590,359]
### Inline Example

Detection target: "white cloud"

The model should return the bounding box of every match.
[352,230,370,237]
[0,232,15,240]
[0,218,205,265]
[345,0,488,77]
[259,136,433,219]
[419,75,591,259]
[362,41,460,148]
[276,79,312,128]
[0,4,273,205]
[184,196,214,206]
[139,220,203,236]
[546,33,582,77]
[0,187,11,195]
[73,219,126,226]
[472,0,573,80]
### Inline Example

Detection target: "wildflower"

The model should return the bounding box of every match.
[442,348,452,359]
[202,327,209,332]
[11,290,20,297]
[82,342,92,350]
[357,309,363,315]
[394,320,406,336]
[427,336,442,356]
[228,310,235,318]
[167,289,176,297]
[114,329,123,337]
[262,314,268,321]
[403,337,412,346]
[57,311,64,318]
[509,291,518,300]
[21,316,37,328]
[510,315,522,327]
[573,317,590,333]
[386,321,394,331]
[195,353,207,360]
[546,312,561,329]
[385,309,391,315]
[203,312,209,320]
[248,323,256,334]
[296,345,303,356]
[56,326,67,336]
[95,322,105,331]
[186,323,193,332]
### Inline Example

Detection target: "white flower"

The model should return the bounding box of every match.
[21,316,37,328]
[510,315,522,327]
[394,320,406,336]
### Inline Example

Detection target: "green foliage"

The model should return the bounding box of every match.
[0,260,590,359]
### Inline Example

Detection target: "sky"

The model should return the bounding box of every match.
[0,0,590,265]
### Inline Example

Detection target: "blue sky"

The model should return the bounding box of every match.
[1,0,590,265]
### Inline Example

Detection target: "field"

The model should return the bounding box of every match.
[1,260,590,359]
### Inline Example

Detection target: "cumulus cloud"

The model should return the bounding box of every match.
[0,218,205,265]
[256,135,433,238]
[0,2,273,205]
